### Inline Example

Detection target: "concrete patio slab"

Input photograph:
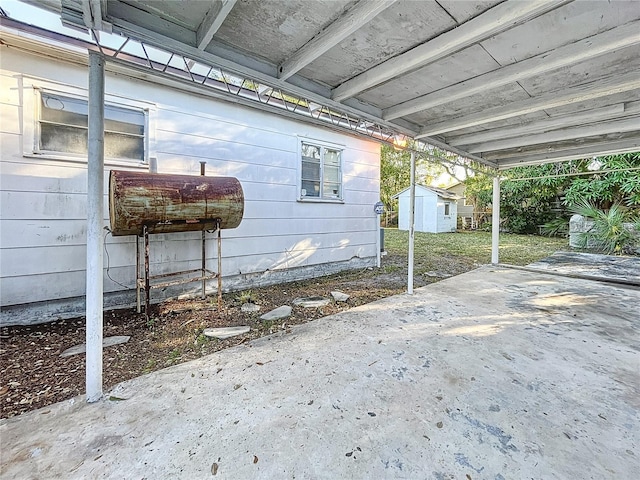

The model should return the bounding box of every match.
[528,251,640,285]
[1,266,638,479]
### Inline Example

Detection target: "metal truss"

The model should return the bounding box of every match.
[1,14,493,171]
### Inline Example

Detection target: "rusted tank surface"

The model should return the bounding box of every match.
[109,170,244,236]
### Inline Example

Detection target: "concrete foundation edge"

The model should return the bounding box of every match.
[0,256,376,327]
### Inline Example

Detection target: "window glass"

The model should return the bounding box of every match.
[39,92,145,162]
[300,142,342,200]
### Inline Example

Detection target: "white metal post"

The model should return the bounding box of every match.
[86,51,105,402]
[491,175,501,264]
[376,212,381,268]
[408,150,416,294]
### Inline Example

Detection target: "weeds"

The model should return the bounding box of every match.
[235,290,255,304]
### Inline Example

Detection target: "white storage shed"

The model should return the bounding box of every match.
[395,185,458,234]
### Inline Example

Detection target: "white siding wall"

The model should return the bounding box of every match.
[436,200,457,233]
[0,46,380,324]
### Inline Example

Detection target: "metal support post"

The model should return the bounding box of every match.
[217,220,222,310]
[86,51,105,403]
[491,175,501,264]
[376,213,381,268]
[408,150,416,295]
[136,235,141,313]
[144,224,150,318]
[200,161,207,299]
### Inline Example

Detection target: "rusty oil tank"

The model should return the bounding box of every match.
[109,170,244,236]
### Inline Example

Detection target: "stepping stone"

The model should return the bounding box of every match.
[260,305,292,321]
[203,326,250,339]
[241,303,260,313]
[424,271,453,278]
[292,297,330,308]
[331,291,350,302]
[60,336,130,357]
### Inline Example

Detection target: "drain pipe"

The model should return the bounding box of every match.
[408,150,416,294]
[86,51,105,402]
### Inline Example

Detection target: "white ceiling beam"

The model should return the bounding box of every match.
[447,104,630,146]
[89,0,103,31]
[485,131,640,160]
[331,0,572,102]
[384,21,640,120]
[496,139,640,169]
[416,71,640,138]
[196,0,237,50]
[467,116,640,153]
[278,0,396,81]
[107,0,196,45]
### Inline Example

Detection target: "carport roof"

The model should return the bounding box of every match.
[23,0,640,169]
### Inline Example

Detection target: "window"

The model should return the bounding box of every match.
[444,203,450,216]
[300,141,342,201]
[463,196,473,207]
[37,91,146,162]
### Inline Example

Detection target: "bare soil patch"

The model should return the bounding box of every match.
[0,253,476,419]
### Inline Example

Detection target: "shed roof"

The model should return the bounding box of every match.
[12,0,640,170]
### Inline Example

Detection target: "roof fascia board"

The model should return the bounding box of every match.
[278,0,396,80]
[468,116,640,153]
[447,103,628,146]
[196,0,237,50]
[331,0,572,102]
[417,72,640,137]
[384,20,640,120]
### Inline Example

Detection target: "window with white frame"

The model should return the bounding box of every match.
[36,90,146,162]
[444,203,451,216]
[300,141,342,200]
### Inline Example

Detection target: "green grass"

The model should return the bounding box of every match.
[384,229,566,266]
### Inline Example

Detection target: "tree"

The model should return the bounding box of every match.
[379,144,445,210]
[462,154,640,234]
[564,152,640,209]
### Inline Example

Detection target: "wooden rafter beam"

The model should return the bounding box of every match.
[447,104,632,146]
[384,21,640,120]
[468,116,640,153]
[331,0,572,102]
[279,0,396,81]
[416,71,640,138]
[496,138,640,169]
[196,0,237,50]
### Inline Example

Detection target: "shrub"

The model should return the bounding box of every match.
[571,201,639,255]
[541,218,569,238]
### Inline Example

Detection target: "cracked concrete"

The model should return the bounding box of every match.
[1,265,638,479]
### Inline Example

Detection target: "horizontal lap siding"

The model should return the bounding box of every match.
[0,50,380,314]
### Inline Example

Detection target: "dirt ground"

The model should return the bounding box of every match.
[0,253,477,419]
